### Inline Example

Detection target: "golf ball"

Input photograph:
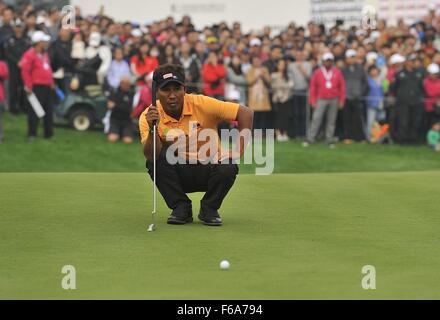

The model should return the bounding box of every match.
[220,260,230,270]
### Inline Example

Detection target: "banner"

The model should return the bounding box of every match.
[311,0,366,28]
[378,0,440,25]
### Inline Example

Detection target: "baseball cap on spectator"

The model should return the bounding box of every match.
[366,52,378,63]
[131,29,143,38]
[427,63,440,74]
[250,38,262,47]
[36,15,47,25]
[370,31,381,41]
[333,35,346,44]
[32,31,51,44]
[322,52,335,61]
[363,38,373,45]
[13,18,24,28]
[390,53,405,65]
[206,36,218,44]
[345,49,357,58]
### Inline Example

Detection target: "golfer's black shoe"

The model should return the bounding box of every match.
[198,211,222,226]
[167,209,193,225]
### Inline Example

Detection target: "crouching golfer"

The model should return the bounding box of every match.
[139,64,254,226]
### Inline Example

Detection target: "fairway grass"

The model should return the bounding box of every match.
[1,172,439,299]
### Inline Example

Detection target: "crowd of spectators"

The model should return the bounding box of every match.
[0,1,439,149]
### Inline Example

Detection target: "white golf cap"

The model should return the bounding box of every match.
[36,15,47,25]
[390,53,405,65]
[31,31,51,43]
[370,31,381,40]
[428,63,440,74]
[250,38,262,47]
[322,52,335,61]
[131,29,143,38]
[89,32,102,47]
[345,49,357,58]
[366,52,378,62]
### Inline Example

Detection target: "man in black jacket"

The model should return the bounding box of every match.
[3,19,30,114]
[263,45,283,74]
[341,49,369,142]
[392,54,425,144]
[0,6,15,60]
[107,76,134,144]
[49,28,75,92]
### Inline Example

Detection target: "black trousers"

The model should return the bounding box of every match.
[146,151,239,215]
[27,85,54,138]
[274,99,292,132]
[343,99,365,141]
[291,93,307,138]
[396,103,423,144]
[253,111,273,132]
[8,66,25,114]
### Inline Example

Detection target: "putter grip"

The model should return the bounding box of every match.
[152,80,157,128]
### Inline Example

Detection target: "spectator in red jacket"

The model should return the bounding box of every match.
[20,31,55,140]
[0,60,9,143]
[130,42,158,86]
[423,63,440,129]
[306,52,346,147]
[202,50,226,99]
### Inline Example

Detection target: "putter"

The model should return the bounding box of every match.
[147,81,157,232]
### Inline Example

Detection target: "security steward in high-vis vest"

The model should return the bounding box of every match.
[139,64,254,226]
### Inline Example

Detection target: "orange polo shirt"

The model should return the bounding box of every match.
[139,94,240,162]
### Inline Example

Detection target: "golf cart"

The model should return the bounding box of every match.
[54,86,107,131]
[54,82,142,133]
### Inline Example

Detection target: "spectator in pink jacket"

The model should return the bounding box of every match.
[0,60,9,143]
[306,52,346,146]
[423,63,440,130]
[20,31,55,140]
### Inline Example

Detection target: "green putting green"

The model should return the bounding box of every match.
[1,172,439,299]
